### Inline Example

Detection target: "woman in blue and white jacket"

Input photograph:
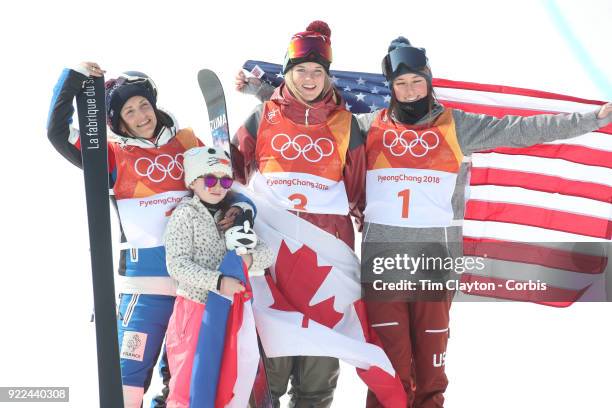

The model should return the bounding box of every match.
[47,62,254,408]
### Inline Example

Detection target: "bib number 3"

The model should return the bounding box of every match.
[289,193,308,211]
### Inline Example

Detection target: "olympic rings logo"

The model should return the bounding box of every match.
[382,129,440,157]
[134,153,184,183]
[271,133,334,163]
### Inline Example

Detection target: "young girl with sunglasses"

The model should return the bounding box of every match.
[163,146,274,407]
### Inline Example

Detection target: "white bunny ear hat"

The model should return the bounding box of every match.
[183,146,232,187]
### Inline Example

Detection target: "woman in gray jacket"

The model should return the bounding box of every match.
[357,37,611,408]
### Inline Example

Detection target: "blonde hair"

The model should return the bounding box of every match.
[284,67,337,108]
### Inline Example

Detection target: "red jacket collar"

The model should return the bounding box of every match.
[270,83,344,125]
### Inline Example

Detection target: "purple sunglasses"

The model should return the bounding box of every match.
[201,174,233,189]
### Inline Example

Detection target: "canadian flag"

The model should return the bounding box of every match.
[233,184,408,407]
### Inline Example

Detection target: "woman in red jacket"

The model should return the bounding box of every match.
[231,21,365,408]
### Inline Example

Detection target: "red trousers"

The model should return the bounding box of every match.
[365,296,452,408]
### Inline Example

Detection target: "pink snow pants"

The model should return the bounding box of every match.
[166,296,206,408]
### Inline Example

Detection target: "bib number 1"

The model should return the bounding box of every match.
[398,189,410,218]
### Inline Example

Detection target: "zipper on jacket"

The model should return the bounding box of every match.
[305,108,310,125]
[363,222,371,242]
[443,226,451,257]
[122,294,140,327]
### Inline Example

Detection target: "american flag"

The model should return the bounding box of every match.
[243,60,612,307]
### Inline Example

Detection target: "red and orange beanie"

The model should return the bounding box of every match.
[283,20,333,74]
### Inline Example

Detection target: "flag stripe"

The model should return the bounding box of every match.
[433,78,606,106]
[215,292,245,408]
[465,200,611,239]
[469,168,612,203]
[441,100,558,117]
[471,152,612,188]
[463,237,607,274]
[462,256,603,288]
[545,132,612,151]
[463,220,608,242]
[484,144,612,169]
[467,185,612,220]
[225,305,259,408]
[189,292,231,408]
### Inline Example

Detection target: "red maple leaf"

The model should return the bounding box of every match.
[267,241,344,328]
